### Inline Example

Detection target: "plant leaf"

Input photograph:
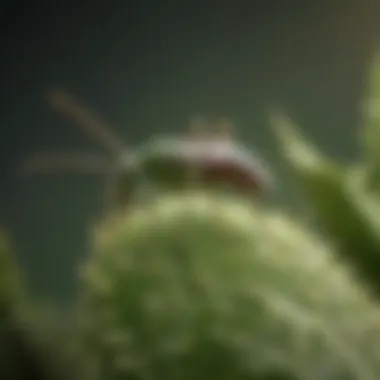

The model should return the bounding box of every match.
[272,112,380,296]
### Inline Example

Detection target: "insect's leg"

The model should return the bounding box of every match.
[20,152,112,175]
[102,164,141,215]
[47,87,126,154]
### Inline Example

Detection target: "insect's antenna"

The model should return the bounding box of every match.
[47,87,125,154]
[21,152,113,175]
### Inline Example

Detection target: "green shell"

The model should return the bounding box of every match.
[78,193,380,380]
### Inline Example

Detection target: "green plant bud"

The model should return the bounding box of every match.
[79,193,380,380]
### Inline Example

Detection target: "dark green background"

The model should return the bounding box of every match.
[1,1,379,304]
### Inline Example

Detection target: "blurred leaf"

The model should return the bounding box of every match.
[272,113,380,295]
[0,231,23,319]
[0,232,82,380]
[361,53,380,190]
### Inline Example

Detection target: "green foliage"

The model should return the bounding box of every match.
[0,233,82,380]
[363,53,380,180]
[272,54,380,297]
[78,193,380,380]
[0,231,23,317]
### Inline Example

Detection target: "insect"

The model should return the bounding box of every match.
[22,87,274,212]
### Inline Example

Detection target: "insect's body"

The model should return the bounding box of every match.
[23,88,274,213]
[100,135,275,216]
[137,135,273,191]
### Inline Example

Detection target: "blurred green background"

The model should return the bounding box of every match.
[1,1,379,304]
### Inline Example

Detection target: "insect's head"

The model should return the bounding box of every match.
[22,88,274,211]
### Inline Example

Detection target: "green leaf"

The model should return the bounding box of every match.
[0,232,23,318]
[272,113,380,295]
[361,53,380,189]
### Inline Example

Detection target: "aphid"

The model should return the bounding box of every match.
[22,87,274,212]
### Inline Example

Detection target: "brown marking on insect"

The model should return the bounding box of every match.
[199,159,268,194]
[170,117,272,195]
[159,119,272,195]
